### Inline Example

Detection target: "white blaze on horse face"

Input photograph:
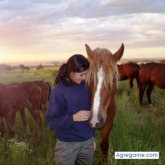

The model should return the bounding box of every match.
[90,67,104,127]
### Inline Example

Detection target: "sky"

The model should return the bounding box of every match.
[0,0,165,64]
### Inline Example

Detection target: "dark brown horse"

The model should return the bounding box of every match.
[118,62,140,88]
[33,80,51,126]
[0,81,43,141]
[0,83,31,137]
[85,43,124,164]
[139,62,165,105]
[33,81,51,112]
[19,81,43,142]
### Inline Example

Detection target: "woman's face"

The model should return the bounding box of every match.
[69,70,88,84]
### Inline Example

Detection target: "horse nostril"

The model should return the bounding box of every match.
[95,120,104,128]
[90,122,97,128]
[96,122,100,128]
[90,122,100,128]
[90,121,104,128]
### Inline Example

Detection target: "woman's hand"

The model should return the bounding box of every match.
[73,110,91,122]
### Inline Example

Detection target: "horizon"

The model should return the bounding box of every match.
[1,57,164,67]
[0,0,165,63]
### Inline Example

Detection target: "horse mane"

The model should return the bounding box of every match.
[86,48,119,89]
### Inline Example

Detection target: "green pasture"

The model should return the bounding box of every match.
[0,67,164,165]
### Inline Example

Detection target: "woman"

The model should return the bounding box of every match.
[46,54,95,165]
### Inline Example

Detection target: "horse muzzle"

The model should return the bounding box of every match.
[90,116,105,128]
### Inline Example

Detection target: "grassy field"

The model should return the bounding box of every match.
[0,67,164,165]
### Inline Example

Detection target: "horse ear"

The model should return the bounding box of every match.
[113,43,124,62]
[85,44,94,59]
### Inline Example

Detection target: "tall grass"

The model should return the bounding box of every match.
[0,68,164,165]
[107,82,164,165]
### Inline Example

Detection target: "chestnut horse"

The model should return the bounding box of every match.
[33,80,51,126]
[33,81,51,112]
[0,82,43,141]
[85,43,124,164]
[118,62,140,88]
[20,81,43,141]
[139,62,165,105]
[0,83,31,137]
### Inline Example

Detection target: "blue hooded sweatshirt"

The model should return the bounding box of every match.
[46,79,95,142]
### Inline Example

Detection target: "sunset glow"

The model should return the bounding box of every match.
[0,0,165,64]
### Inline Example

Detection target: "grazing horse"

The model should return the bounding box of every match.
[19,81,43,142]
[34,80,51,126]
[139,62,165,105]
[85,43,124,164]
[118,62,140,88]
[0,83,31,137]
[0,82,43,142]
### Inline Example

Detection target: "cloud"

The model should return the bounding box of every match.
[59,0,165,18]
[0,0,164,61]
[99,0,165,14]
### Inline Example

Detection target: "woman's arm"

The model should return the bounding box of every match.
[46,89,74,129]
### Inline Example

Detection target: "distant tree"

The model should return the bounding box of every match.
[0,64,12,71]
[25,66,30,70]
[36,64,44,70]
[19,64,30,70]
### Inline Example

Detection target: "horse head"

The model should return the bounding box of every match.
[85,43,124,128]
